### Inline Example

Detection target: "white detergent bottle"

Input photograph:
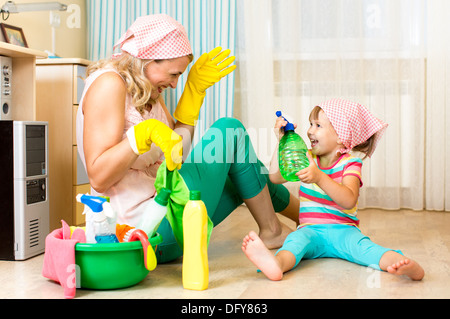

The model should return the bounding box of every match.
[102,200,117,234]
[92,208,119,244]
[77,194,96,243]
[137,188,171,238]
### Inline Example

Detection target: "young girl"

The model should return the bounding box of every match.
[242,98,424,281]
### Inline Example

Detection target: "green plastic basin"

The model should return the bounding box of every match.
[75,233,162,290]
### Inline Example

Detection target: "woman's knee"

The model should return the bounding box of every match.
[212,117,245,130]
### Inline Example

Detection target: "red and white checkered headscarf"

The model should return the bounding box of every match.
[113,14,192,60]
[317,98,388,157]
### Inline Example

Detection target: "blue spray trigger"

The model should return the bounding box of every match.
[78,194,107,213]
[276,111,295,131]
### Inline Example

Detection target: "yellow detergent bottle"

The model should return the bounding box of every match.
[182,190,209,290]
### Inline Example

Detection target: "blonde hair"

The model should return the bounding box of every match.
[309,106,375,159]
[86,52,194,114]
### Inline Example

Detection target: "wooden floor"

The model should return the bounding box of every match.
[1,206,449,300]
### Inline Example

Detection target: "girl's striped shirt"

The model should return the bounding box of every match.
[298,152,363,228]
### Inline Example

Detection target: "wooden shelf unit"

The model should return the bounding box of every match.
[36,58,91,230]
[0,42,47,121]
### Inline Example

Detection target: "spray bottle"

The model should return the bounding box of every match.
[276,111,309,182]
[77,194,118,244]
[137,188,171,238]
[182,190,209,290]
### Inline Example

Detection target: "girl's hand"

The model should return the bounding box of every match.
[274,116,297,140]
[296,152,324,184]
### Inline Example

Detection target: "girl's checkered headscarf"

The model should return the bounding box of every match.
[317,98,388,157]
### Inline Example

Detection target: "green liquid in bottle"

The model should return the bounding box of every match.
[278,125,309,182]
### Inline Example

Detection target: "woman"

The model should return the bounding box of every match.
[77,14,299,262]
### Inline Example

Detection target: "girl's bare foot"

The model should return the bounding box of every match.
[386,259,424,281]
[242,231,283,281]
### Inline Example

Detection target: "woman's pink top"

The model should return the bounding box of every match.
[76,68,170,226]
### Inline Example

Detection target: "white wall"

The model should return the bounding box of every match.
[0,0,87,58]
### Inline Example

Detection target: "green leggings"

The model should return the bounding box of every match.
[155,117,291,263]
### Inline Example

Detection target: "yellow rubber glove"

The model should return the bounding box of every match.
[126,119,183,171]
[174,47,237,126]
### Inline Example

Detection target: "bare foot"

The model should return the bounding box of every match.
[259,222,292,250]
[242,231,283,281]
[386,259,424,281]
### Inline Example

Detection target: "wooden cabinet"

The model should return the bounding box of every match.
[36,58,91,230]
[0,42,47,121]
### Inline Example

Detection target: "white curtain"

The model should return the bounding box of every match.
[86,0,450,211]
[426,0,450,211]
[235,0,443,211]
[86,0,236,144]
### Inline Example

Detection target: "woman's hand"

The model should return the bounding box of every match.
[187,46,236,93]
[127,119,183,171]
[174,47,236,126]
